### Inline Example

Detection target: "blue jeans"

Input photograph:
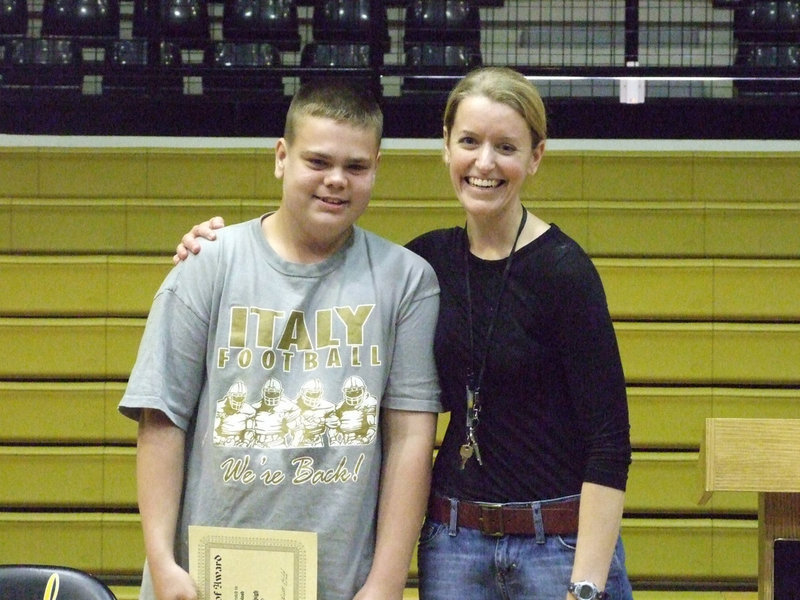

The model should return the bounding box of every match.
[417,511,633,600]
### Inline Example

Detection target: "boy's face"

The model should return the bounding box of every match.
[275,115,380,248]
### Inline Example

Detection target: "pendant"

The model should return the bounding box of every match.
[462,385,483,469]
[459,443,473,469]
[469,431,483,466]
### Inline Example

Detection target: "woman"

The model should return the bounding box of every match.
[406,67,633,600]
[176,67,633,600]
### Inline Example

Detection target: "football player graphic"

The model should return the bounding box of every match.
[329,375,378,446]
[291,378,340,448]
[251,377,301,449]
[214,380,256,447]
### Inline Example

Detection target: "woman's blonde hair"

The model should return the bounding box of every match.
[443,67,547,148]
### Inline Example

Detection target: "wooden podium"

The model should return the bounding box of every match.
[699,418,800,600]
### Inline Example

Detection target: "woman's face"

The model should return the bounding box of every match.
[444,94,544,221]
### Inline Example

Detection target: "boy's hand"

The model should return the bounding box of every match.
[150,560,198,600]
[172,216,226,264]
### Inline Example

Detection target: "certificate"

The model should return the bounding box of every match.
[189,525,317,600]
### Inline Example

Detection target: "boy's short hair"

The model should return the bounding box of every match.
[284,78,383,146]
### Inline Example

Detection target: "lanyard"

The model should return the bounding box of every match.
[460,207,527,468]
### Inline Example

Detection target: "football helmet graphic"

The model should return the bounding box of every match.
[224,380,247,410]
[260,377,283,407]
[300,378,324,408]
[341,375,367,407]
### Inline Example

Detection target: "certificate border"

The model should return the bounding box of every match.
[194,531,312,600]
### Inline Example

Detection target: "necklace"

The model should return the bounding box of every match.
[460,207,528,469]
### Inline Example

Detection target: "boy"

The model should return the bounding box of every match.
[120,80,441,600]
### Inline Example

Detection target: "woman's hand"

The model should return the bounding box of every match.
[172,216,226,264]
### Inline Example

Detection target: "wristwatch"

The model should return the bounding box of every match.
[568,581,609,600]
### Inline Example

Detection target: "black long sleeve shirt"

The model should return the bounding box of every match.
[407,224,631,503]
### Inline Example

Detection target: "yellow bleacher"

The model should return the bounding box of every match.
[2,143,799,598]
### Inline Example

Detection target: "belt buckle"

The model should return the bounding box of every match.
[478,503,505,537]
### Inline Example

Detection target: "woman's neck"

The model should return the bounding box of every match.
[466,205,526,260]
[466,207,550,260]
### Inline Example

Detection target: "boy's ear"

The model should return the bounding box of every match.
[371,151,381,185]
[274,138,288,179]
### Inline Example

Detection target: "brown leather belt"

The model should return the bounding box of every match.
[428,493,580,537]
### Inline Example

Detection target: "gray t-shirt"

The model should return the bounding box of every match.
[120,216,441,600]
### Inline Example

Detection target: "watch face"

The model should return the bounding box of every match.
[574,583,596,599]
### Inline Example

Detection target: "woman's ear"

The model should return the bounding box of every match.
[442,126,450,164]
[527,140,546,175]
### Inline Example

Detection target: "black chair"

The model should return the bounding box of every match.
[405,43,481,68]
[734,1,800,43]
[0,0,27,36]
[401,42,481,96]
[400,0,481,96]
[162,0,210,46]
[132,0,210,48]
[738,0,780,32]
[0,565,117,600]
[736,41,800,66]
[403,0,481,47]
[117,0,207,97]
[203,40,283,97]
[300,40,379,95]
[103,37,184,95]
[222,0,300,51]
[312,0,389,52]
[301,0,387,95]
[777,0,800,34]
[40,0,120,39]
[131,0,153,38]
[0,0,26,62]
[300,40,372,71]
[1,37,82,94]
[733,1,800,95]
